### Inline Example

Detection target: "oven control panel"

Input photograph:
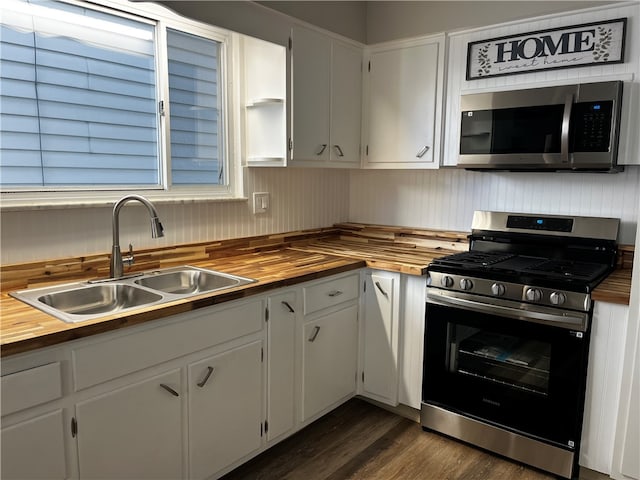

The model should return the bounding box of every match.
[428,271,590,312]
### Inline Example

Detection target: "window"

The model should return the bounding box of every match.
[0,0,234,201]
[167,29,223,185]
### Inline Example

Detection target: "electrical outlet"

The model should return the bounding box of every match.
[253,192,270,214]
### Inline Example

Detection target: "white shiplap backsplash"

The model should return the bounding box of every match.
[0,168,350,265]
[349,167,640,244]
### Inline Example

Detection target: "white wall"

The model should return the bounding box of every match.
[0,168,349,264]
[365,1,614,43]
[349,168,640,244]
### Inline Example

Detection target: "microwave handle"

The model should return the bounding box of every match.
[561,94,574,164]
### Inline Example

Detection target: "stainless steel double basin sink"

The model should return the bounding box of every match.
[10,266,256,324]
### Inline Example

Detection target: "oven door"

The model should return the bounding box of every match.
[423,299,590,450]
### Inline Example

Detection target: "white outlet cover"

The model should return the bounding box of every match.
[253,192,269,214]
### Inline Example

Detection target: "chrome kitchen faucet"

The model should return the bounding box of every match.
[110,194,164,279]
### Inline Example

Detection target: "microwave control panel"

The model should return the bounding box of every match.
[571,101,614,152]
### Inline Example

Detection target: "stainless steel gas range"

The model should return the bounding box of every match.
[421,211,619,480]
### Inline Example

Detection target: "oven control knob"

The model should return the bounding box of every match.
[460,278,474,291]
[441,276,454,288]
[550,292,567,305]
[491,283,506,296]
[525,288,543,302]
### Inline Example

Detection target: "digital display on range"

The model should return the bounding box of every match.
[507,215,573,232]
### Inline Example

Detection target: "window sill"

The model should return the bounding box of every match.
[0,191,249,211]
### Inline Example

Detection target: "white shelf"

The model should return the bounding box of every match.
[246,157,287,168]
[246,98,285,108]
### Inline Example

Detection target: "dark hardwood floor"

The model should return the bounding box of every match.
[222,398,556,480]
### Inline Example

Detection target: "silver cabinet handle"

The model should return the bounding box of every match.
[374,281,388,297]
[281,301,295,313]
[333,145,344,157]
[159,383,180,397]
[327,290,343,297]
[316,144,327,155]
[308,326,321,342]
[197,366,215,388]
[416,146,430,158]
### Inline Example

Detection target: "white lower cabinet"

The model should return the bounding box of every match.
[301,304,359,422]
[188,341,263,479]
[1,272,369,480]
[1,357,68,480]
[580,301,630,475]
[76,369,183,479]
[361,271,400,406]
[1,409,67,479]
[266,290,298,442]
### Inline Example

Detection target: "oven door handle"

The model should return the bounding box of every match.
[427,289,588,331]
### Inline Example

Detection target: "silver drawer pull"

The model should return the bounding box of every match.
[281,301,295,313]
[375,281,388,297]
[197,366,215,388]
[159,383,180,397]
[416,145,430,158]
[308,326,321,342]
[327,290,343,297]
[316,144,327,155]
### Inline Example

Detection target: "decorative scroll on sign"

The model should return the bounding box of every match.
[466,18,627,80]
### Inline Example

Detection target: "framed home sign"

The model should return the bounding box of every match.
[466,18,627,80]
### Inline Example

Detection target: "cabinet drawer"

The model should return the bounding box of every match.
[1,362,62,416]
[303,273,359,315]
[73,299,263,391]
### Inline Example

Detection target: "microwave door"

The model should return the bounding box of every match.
[459,104,565,169]
[457,81,623,171]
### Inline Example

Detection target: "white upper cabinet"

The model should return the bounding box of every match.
[290,25,362,167]
[363,34,445,169]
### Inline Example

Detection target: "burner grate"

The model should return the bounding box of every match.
[525,260,608,279]
[436,251,515,267]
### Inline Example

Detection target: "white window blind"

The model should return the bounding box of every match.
[0,0,159,189]
[167,29,222,185]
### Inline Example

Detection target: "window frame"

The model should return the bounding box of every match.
[0,0,244,209]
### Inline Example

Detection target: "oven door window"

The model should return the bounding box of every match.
[423,303,590,450]
[451,327,551,396]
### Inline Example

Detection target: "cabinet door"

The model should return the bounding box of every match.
[76,369,183,479]
[1,409,67,479]
[330,40,362,164]
[580,302,629,474]
[365,41,440,168]
[267,291,297,442]
[302,304,358,422]
[291,25,331,162]
[188,341,263,480]
[362,273,400,406]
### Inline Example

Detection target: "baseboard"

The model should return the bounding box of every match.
[580,467,611,480]
[357,396,421,422]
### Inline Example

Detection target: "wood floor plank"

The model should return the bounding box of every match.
[222,399,555,480]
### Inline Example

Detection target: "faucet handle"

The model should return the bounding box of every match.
[123,243,135,267]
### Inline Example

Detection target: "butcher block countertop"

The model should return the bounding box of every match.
[0,223,633,357]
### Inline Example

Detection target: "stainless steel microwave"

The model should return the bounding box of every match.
[458,81,623,171]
